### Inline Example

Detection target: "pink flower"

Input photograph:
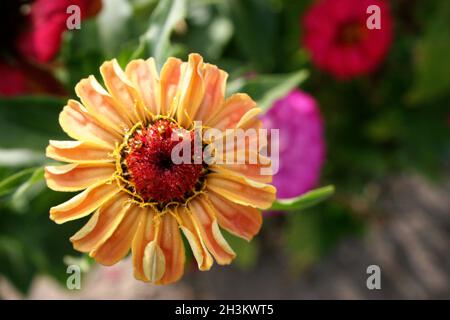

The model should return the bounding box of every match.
[0,0,101,96]
[262,89,326,199]
[302,0,393,79]
[18,0,102,63]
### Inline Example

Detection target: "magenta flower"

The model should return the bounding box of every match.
[302,0,393,79]
[262,89,326,199]
[18,0,102,63]
[0,0,101,96]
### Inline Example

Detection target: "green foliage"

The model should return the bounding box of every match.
[228,70,309,111]
[285,202,365,272]
[407,1,450,104]
[0,96,66,150]
[143,0,188,67]
[227,0,278,72]
[223,232,259,270]
[0,168,41,197]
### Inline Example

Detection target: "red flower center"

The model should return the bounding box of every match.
[123,119,204,204]
[337,22,366,46]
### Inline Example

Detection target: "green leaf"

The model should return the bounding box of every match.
[407,1,450,104]
[227,70,308,111]
[0,149,45,167]
[0,167,41,197]
[270,185,335,211]
[179,2,233,61]
[0,96,66,150]
[96,0,133,56]
[0,188,84,294]
[0,95,65,107]
[144,0,187,68]
[0,236,36,294]
[228,0,278,71]
[11,167,46,212]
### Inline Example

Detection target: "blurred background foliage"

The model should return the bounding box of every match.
[0,0,449,294]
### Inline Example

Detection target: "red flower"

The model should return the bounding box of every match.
[302,0,393,79]
[18,0,102,63]
[0,0,101,96]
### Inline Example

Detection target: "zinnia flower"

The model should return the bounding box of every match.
[302,0,393,79]
[262,89,325,199]
[45,53,276,284]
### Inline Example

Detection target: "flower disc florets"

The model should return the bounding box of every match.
[116,118,205,207]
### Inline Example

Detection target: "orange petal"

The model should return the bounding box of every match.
[131,207,159,281]
[132,210,185,284]
[125,58,160,116]
[159,57,183,116]
[90,204,142,265]
[195,63,228,123]
[206,93,256,130]
[70,193,130,252]
[211,130,268,169]
[206,190,262,241]
[75,76,132,134]
[46,140,113,164]
[177,206,213,271]
[209,151,272,184]
[188,197,235,265]
[206,173,276,209]
[100,59,146,123]
[59,100,120,149]
[236,107,262,130]
[156,212,185,285]
[209,162,272,184]
[175,53,205,128]
[45,163,115,192]
[49,182,120,224]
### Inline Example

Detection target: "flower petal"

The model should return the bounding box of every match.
[177,205,213,271]
[59,100,120,149]
[206,190,262,241]
[125,58,160,116]
[143,238,165,283]
[210,150,272,183]
[131,207,159,281]
[70,193,130,252]
[206,93,256,130]
[175,53,205,128]
[91,204,142,266]
[236,107,262,130]
[188,197,235,265]
[75,76,132,134]
[156,212,185,285]
[206,173,276,209]
[100,59,146,123]
[211,131,268,168]
[49,182,120,224]
[159,57,183,116]
[45,163,115,192]
[195,63,228,123]
[133,211,187,284]
[46,140,113,164]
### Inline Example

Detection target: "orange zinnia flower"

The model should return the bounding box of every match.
[45,53,276,284]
